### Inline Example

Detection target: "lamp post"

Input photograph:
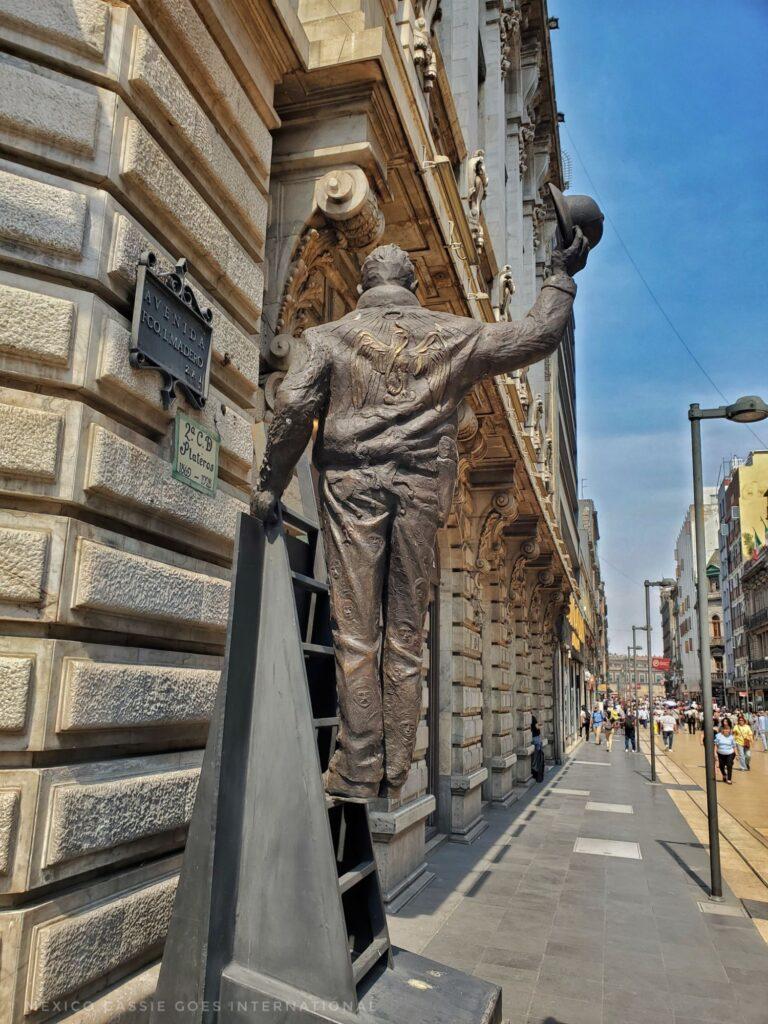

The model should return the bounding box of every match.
[645,578,676,782]
[628,639,642,718]
[632,628,646,716]
[689,395,768,902]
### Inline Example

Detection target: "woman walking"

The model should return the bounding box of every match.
[733,712,753,772]
[714,719,736,784]
[604,714,615,752]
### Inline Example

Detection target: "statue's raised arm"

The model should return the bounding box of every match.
[468,226,589,382]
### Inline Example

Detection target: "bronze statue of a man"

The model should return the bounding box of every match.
[253,230,590,798]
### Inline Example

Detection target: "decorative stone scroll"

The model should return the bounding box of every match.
[314,167,385,251]
[476,491,520,578]
[276,168,385,341]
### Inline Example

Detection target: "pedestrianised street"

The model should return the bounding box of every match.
[390,743,768,1024]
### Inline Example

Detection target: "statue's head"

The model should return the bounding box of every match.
[360,244,417,293]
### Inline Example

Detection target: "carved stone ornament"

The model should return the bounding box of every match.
[500,2,522,79]
[518,118,535,177]
[496,264,516,321]
[276,227,336,337]
[526,392,545,457]
[413,4,438,94]
[476,490,520,576]
[539,435,554,494]
[531,198,547,249]
[467,150,489,254]
[276,169,384,339]
[315,168,385,250]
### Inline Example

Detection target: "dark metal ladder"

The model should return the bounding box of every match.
[281,504,392,990]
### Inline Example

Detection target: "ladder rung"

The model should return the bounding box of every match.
[281,505,320,534]
[313,716,339,729]
[352,935,390,985]
[291,571,328,594]
[338,859,376,895]
[303,643,334,658]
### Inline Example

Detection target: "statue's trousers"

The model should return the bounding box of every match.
[319,464,444,791]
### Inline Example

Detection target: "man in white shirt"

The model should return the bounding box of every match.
[660,711,677,751]
[756,711,768,752]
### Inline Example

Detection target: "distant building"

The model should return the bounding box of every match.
[575,499,609,690]
[673,489,722,696]
[606,653,665,701]
[743,548,768,709]
[718,452,768,705]
[660,584,683,696]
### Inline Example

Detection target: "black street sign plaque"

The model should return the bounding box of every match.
[130,252,213,409]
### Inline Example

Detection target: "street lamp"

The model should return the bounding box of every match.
[645,578,676,782]
[688,395,768,901]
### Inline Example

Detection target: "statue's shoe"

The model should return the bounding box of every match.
[378,778,406,799]
[323,767,379,799]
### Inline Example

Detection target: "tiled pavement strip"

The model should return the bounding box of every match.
[387,740,768,1024]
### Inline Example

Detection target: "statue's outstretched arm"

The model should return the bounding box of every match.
[471,227,589,379]
[475,273,576,377]
[252,334,330,518]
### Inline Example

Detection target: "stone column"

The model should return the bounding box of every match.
[485,575,517,801]
[449,548,488,841]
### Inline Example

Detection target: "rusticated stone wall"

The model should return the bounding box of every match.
[0,1,285,1020]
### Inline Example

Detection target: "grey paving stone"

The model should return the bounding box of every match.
[527,992,602,1024]
[541,952,602,983]
[545,938,604,964]
[670,992,744,1023]
[419,937,486,971]
[479,946,544,972]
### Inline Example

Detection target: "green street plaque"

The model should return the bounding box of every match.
[173,411,219,497]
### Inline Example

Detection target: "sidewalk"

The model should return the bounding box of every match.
[645,729,768,930]
[388,740,768,1024]
[659,728,768,835]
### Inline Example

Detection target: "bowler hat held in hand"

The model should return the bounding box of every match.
[549,183,604,250]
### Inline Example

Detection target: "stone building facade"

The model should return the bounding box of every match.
[718,452,768,705]
[606,654,665,702]
[673,489,720,696]
[0,1,589,1020]
[743,546,768,709]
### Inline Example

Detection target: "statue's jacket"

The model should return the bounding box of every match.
[259,275,576,519]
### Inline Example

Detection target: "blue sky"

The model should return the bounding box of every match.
[549,0,768,655]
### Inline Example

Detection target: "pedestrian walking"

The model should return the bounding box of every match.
[756,710,768,752]
[592,705,604,745]
[604,714,615,752]
[714,719,736,784]
[638,705,649,729]
[579,705,590,742]
[660,709,677,751]
[686,706,697,735]
[624,711,637,753]
[733,713,753,772]
[531,713,545,782]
